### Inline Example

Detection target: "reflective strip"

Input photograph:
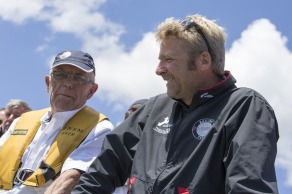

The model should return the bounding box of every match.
[178,187,189,194]
[128,177,136,193]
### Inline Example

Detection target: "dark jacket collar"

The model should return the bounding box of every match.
[175,71,237,110]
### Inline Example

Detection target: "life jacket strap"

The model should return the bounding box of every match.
[13,168,34,186]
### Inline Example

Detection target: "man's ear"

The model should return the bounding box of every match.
[86,83,98,100]
[198,51,212,71]
[45,75,50,93]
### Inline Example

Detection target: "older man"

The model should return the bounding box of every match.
[0,100,31,137]
[73,14,279,194]
[0,50,113,194]
[0,108,5,130]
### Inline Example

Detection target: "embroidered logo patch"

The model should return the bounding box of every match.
[61,126,84,136]
[192,118,214,140]
[200,92,214,98]
[12,129,28,135]
[153,117,172,134]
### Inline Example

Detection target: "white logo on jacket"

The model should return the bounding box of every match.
[153,117,172,134]
[192,118,214,140]
[200,92,214,98]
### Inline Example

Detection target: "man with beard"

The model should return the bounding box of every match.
[73,14,279,194]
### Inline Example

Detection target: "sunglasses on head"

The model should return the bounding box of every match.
[180,17,214,61]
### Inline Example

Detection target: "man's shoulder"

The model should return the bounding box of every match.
[145,93,175,112]
[149,93,174,103]
[233,87,268,101]
[22,107,50,116]
[230,87,274,109]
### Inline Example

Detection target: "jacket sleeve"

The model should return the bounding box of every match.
[224,93,279,194]
[72,104,149,194]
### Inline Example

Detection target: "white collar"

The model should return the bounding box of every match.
[40,105,86,125]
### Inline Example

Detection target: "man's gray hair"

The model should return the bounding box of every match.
[6,99,32,111]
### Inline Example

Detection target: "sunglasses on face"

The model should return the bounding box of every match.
[51,71,94,85]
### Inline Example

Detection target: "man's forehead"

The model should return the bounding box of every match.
[53,65,88,74]
[159,40,185,56]
[6,105,25,111]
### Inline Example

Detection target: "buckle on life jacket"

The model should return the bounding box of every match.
[14,168,34,186]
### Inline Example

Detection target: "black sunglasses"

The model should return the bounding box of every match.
[180,17,214,61]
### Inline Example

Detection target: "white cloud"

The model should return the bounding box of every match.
[91,32,164,107]
[0,0,45,24]
[226,19,292,186]
[0,0,123,50]
[47,0,121,36]
[0,0,107,24]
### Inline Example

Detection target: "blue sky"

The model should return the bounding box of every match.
[0,0,291,193]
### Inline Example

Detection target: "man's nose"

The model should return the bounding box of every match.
[155,61,166,76]
[63,75,75,88]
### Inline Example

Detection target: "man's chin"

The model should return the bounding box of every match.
[167,91,176,99]
[53,101,74,112]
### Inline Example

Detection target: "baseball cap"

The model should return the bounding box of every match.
[52,50,95,74]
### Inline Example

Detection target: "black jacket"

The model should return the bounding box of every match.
[73,72,279,194]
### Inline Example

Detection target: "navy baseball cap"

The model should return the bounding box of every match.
[52,50,95,74]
